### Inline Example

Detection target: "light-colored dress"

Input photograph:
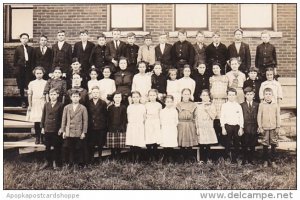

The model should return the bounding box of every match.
[178,77,196,100]
[195,102,218,144]
[145,102,162,145]
[226,70,246,103]
[160,107,178,147]
[27,79,47,122]
[126,104,146,147]
[132,73,152,103]
[176,101,198,147]
[167,79,181,105]
[98,78,116,102]
[210,75,228,119]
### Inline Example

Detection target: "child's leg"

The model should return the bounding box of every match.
[232,125,241,163]
[262,145,269,166]
[146,144,152,161]
[213,119,223,145]
[34,122,41,144]
[249,146,255,164]
[43,133,52,167]
[223,124,232,160]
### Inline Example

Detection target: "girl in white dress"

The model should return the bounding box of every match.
[87,68,101,99]
[195,89,218,163]
[99,66,116,104]
[126,91,146,162]
[167,68,181,105]
[145,89,162,161]
[27,66,47,144]
[178,65,196,100]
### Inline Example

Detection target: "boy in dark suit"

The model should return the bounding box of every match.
[72,30,95,74]
[155,32,172,76]
[193,31,207,70]
[228,29,251,75]
[122,32,139,73]
[243,67,262,103]
[240,87,259,165]
[89,33,107,78]
[52,30,72,73]
[33,35,52,79]
[40,88,64,169]
[13,33,34,107]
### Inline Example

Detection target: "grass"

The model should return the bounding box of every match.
[3,150,296,190]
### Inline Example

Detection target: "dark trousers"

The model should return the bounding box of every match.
[62,137,85,165]
[199,144,211,162]
[223,124,241,162]
[44,132,62,165]
[87,129,107,163]
[263,145,276,162]
[213,119,224,145]
[34,122,42,142]
[241,127,257,163]
[130,146,141,162]
[146,144,158,161]
[17,64,33,99]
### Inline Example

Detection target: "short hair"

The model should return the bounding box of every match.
[227,88,237,95]
[108,91,122,102]
[112,28,121,33]
[57,30,65,34]
[72,73,82,79]
[91,85,100,91]
[49,88,59,94]
[197,63,206,68]
[243,87,254,94]
[69,89,81,97]
[40,34,48,39]
[159,31,168,37]
[144,34,152,40]
[212,31,220,37]
[32,66,45,75]
[196,31,204,37]
[127,32,135,38]
[80,30,88,34]
[71,57,80,64]
[263,87,273,95]
[178,29,187,34]
[249,67,259,73]
[119,56,128,63]
[261,30,270,36]
[53,67,62,72]
[97,33,106,39]
[20,33,29,38]
[234,28,243,35]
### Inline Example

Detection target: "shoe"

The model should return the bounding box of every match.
[241,160,247,165]
[35,137,40,144]
[263,161,268,167]
[40,162,51,170]
[21,102,27,108]
[271,162,277,168]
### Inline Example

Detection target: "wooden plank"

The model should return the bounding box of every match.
[4,107,28,112]
[4,120,34,129]
[4,113,27,122]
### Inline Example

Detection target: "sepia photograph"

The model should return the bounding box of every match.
[2,1,297,193]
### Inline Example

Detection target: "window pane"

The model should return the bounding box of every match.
[240,4,272,28]
[11,8,33,39]
[111,5,143,28]
[176,4,207,29]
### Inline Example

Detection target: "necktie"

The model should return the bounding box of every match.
[41,47,45,55]
[24,45,28,61]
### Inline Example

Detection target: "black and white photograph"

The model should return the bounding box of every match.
[1,0,297,196]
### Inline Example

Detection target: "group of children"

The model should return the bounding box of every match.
[16,28,283,169]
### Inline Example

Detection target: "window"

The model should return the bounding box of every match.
[175,4,208,30]
[240,4,273,29]
[110,4,143,30]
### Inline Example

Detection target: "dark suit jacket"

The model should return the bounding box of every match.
[193,43,207,68]
[52,42,72,72]
[228,42,251,74]
[89,44,107,70]
[255,42,277,69]
[86,99,108,131]
[105,40,126,62]
[243,79,262,103]
[155,43,172,66]
[205,42,229,75]
[240,101,259,132]
[33,46,53,74]
[72,41,95,72]
[41,102,64,133]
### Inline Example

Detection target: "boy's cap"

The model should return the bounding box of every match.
[127,32,136,37]
[244,87,254,93]
[97,33,106,39]
[249,66,259,72]
[234,28,243,34]
[212,31,220,37]
[144,34,152,40]
[72,57,79,63]
[178,29,186,34]
[80,30,88,34]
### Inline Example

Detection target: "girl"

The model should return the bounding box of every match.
[177,88,198,161]
[107,92,127,160]
[151,63,167,102]
[226,57,246,103]
[195,89,218,164]
[145,89,162,161]
[87,68,101,99]
[131,61,152,104]
[166,68,181,105]
[27,66,47,144]
[178,65,196,101]
[43,67,67,103]
[99,66,116,104]
[209,62,229,144]
[126,91,146,162]
[160,95,178,162]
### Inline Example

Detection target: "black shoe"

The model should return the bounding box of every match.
[35,137,40,144]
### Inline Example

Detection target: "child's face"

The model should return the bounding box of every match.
[197,64,206,74]
[148,91,157,102]
[71,62,81,71]
[234,31,243,41]
[119,59,127,70]
[49,92,59,102]
[35,69,44,79]
[212,65,221,75]
[20,35,29,45]
[182,90,191,102]
[227,91,236,102]
[71,94,80,103]
[57,32,65,42]
[132,93,141,104]
[39,37,47,47]
[264,91,273,102]
[212,35,220,44]
[248,71,258,80]
[245,92,254,102]
[153,65,162,75]
[53,70,62,79]
[113,94,122,105]
[261,33,270,43]
[112,31,121,40]
[230,60,240,71]
[183,67,191,77]
[90,71,98,80]
[97,37,106,46]
[127,36,135,45]
[266,71,274,81]
[158,35,167,44]
[91,88,100,99]
[201,92,210,102]
[178,32,187,42]
[196,33,204,43]
[72,74,82,86]
[169,71,177,80]
[165,98,174,108]
[138,63,146,74]
[80,33,88,42]
[144,39,152,46]
[103,68,111,78]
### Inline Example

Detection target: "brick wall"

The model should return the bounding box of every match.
[3,3,296,78]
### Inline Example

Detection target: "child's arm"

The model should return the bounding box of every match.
[43,80,51,103]
[62,81,67,104]
[238,105,244,136]
[80,107,88,139]
[27,82,33,110]
[259,83,264,102]
[40,104,46,134]
[220,104,227,135]
[275,104,281,134]
[60,106,67,139]
[137,46,143,62]
[257,103,263,133]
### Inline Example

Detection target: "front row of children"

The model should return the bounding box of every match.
[39,80,280,169]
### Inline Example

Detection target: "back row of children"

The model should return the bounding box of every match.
[15,28,278,108]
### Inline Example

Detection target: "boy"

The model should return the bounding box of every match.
[137,34,156,72]
[155,32,172,76]
[171,29,195,77]
[220,88,244,163]
[65,73,89,106]
[122,32,139,73]
[73,30,95,74]
[86,86,107,164]
[255,30,278,81]
[13,33,34,107]
[60,90,88,167]
[193,31,207,69]
[243,67,262,103]
[192,63,209,102]
[66,57,88,89]
[257,88,280,167]
[33,35,52,79]
[40,88,64,169]
[89,33,108,77]
[228,28,251,75]
[240,87,259,165]
[52,30,72,73]
[205,31,229,76]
